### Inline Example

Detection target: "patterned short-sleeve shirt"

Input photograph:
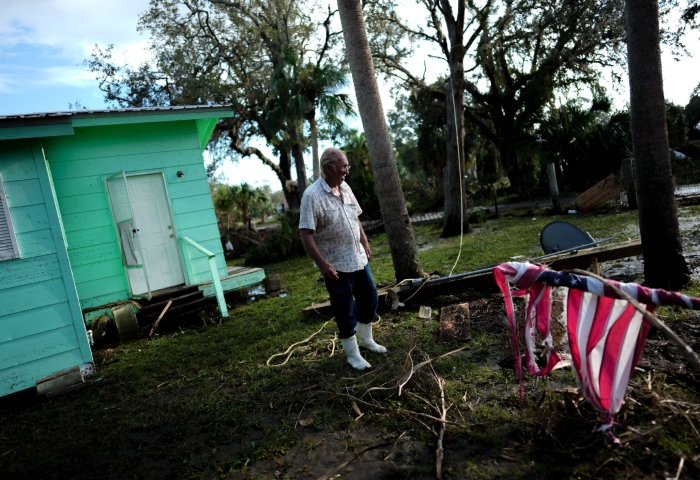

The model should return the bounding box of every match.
[299,177,368,273]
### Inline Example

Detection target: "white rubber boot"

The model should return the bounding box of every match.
[340,336,372,370]
[355,322,387,354]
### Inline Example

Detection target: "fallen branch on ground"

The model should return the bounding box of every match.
[266,321,332,367]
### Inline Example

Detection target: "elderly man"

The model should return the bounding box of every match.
[299,147,386,370]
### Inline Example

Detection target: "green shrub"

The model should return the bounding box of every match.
[244,210,305,265]
[401,176,444,214]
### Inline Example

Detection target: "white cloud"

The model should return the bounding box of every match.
[0,1,153,98]
[0,0,148,56]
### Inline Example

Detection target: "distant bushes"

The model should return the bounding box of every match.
[245,210,305,265]
[401,177,443,214]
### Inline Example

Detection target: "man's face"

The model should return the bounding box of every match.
[326,153,351,185]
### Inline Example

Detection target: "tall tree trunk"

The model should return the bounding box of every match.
[625,0,689,289]
[440,0,469,238]
[442,78,470,237]
[289,127,308,199]
[337,0,423,281]
[279,149,300,209]
[308,111,320,180]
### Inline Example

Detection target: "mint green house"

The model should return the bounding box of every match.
[0,106,263,398]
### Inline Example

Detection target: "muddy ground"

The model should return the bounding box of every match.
[236,207,700,479]
[3,206,700,479]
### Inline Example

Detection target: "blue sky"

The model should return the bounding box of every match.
[0,1,150,114]
[1,1,699,187]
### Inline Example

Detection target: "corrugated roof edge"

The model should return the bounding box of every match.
[0,105,233,127]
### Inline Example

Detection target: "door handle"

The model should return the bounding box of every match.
[169,234,174,238]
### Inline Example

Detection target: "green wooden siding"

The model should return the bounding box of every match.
[43,119,226,309]
[2,350,85,396]
[0,141,92,397]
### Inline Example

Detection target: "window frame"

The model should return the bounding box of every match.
[0,174,20,261]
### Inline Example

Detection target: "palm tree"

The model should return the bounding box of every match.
[267,60,310,199]
[625,0,689,289]
[216,183,267,231]
[337,0,423,281]
[297,62,355,180]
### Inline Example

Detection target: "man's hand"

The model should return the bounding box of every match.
[300,228,339,281]
[361,241,372,261]
[358,220,371,261]
[319,261,339,281]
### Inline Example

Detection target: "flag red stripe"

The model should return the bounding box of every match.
[596,302,637,410]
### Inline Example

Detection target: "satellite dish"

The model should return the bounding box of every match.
[540,221,596,254]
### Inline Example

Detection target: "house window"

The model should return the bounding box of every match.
[0,175,20,261]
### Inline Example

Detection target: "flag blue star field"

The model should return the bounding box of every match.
[493,261,700,443]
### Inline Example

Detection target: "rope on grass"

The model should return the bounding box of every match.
[447,73,465,278]
[266,320,332,367]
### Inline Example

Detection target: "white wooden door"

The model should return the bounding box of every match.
[106,171,150,297]
[127,174,185,292]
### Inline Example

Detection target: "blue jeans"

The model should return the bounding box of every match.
[325,263,378,339]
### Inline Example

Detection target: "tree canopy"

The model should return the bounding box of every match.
[86,0,351,208]
[365,0,632,193]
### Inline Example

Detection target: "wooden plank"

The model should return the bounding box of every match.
[78,290,130,311]
[0,253,62,290]
[167,178,210,199]
[60,208,113,233]
[67,121,193,142]
[170,194,213,215]
[2,179,44,207]
[187,256,228,282]
[75,274,128,301]
[0,349,84,397]
[0,276,68,317]
[576,174,623,213]
[44,123,198,163]
[9,204,50,234]
[227,266,262,276]
[65,226,116,249]
[175,209,218,230]
[70,110,232,128]
[53,176,106,197]
[175,226,220,245]
[70,257,124,284]
[36,366,83,396]
[542,239,642,270]
[180,237,223,259]
[29,137,90,369]
[0,303,74,344]
[162,164,207,183]
[196,118,218,150]
[45,380,91,398]
[48,149,202,181]
[302,240,644,318]
[198,268,266,297]
[0,325,78,372]
[67,242,122,267]
[0,123,73,141]
[15,229,56,258]
[57,193,109,215]
[0,143,38,181]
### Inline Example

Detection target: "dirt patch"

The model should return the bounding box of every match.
[600,205,700,282]
[437,303,472,344]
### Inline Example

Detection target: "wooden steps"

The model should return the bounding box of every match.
[136,285,214,332]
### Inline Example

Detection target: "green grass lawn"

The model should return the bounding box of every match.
[1,207,699,479]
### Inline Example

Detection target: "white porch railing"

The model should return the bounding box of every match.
[179,236,229,318]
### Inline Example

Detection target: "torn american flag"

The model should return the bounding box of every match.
[493,261,700,443]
